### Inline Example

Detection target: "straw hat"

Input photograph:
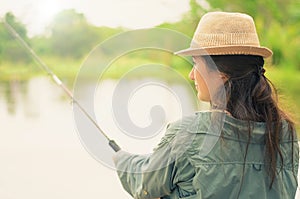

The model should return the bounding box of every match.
[175,12,273,58]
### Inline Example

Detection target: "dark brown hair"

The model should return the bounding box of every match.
[202,55,297,189]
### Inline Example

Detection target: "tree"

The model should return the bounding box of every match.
[49,9,100,58]
[0,12,31,63]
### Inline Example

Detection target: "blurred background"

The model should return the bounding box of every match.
[0,0,299,198]
[1,0,299,127]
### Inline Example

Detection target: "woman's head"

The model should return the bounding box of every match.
[198,55,270,120]
[179,11,274,113]
[190,55,269,117]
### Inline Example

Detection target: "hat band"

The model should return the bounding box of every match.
[192,33,260,48]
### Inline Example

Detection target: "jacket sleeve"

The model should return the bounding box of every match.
[113,118,193,199]
[113,150,175,199]
[113,115,196,199]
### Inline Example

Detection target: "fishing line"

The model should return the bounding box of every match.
[2,18,121,152]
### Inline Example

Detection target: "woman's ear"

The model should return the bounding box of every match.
[219,73,229,83]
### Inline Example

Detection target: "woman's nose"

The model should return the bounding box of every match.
[189,68,195,80]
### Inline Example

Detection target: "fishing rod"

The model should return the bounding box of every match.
[3,18,121,152]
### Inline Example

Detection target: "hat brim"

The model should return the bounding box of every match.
[174,45,273,58]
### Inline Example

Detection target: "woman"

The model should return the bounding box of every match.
[113,12,299,199]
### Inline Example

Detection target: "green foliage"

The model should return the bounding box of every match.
[0,13,31,63]
[4,12,28,38]
[29,9,124,59]
[266,67,300,132]
[30,36,52,56]
[48,9,100,58]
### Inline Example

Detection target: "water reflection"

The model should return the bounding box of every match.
[0,79,28,115]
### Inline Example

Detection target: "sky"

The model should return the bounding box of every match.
[1,0,192,37]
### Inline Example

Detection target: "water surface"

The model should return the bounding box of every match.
[0,77,202,198]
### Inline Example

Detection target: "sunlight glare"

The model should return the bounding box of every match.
[36,0,62,24]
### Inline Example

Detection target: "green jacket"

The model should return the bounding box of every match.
[114,111,299,199]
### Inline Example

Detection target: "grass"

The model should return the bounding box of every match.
[0,59,79,81]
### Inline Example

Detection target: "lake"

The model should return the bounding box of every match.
[0,76,202,198]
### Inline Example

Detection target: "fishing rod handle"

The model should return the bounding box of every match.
[109,140,121,152]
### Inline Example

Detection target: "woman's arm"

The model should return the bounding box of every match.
[113,145,176,199]
[113,115,196,199]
